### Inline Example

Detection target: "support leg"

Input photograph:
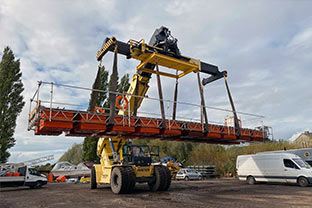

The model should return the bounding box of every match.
[197,71,208,133]
[155,58,166,129]
[108,47,118,125]
[224,76,240,137]
[133,75,139,117]
[172,74,178,121]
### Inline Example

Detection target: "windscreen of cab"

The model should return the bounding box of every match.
[293,158,310,169]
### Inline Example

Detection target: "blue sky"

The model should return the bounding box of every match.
[0,0,311,163]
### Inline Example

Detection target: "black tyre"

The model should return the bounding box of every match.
[184,176,189,181]
[31,181,42,189]
[298,177,309,187]
[148,166,166,191]
[247,176,256,185]
[29,181,42,189]
[161,166,171,191]
[125,166,136,193]
[110,167,129,194]
[36,181,42,189]
[91,167,97,189]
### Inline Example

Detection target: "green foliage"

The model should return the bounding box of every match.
[82,136,99,163]
[186,141,300,175]
[36,163,54,172]
[88,66,109,110]
[0,47,25,163]
[59,143,83,165]
[117,73,130,94]
[186,144,234,175]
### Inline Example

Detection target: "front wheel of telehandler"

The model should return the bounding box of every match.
[110,167,129,194]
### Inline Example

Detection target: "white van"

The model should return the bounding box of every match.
[0,166,47,188]
[236,153,312,187]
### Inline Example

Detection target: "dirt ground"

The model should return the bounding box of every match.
[1,178,311,208]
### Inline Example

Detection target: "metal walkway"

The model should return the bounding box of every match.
[28,104,266,144]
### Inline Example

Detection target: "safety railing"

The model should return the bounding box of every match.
[28,81,272,141]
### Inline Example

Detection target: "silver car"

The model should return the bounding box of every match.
[176,168,202,181]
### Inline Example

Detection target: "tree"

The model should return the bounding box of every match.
[87,66,109,111]
[82,136,100,163]
[59,143,83,165]
[117,73,130,94]
[82,65,130,163]
[0,47,25,163]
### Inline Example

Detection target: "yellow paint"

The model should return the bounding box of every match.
[94,36,202,186]
[134,52,199,79]
[139,68,178,79]
[134,166,154,177]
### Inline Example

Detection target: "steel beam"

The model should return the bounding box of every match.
[155,58,166,129]
[197,71,209,133]
[108,47,118,125]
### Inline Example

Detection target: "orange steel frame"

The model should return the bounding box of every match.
[29,105,265,144]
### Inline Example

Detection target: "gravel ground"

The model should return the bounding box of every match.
[1,178,311,208]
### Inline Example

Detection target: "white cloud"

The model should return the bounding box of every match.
[288,27,312,49]
[0,0,311,162]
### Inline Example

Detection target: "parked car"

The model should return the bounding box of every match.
[176,168,202,181]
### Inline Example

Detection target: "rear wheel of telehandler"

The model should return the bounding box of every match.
[148,166,165,191]
[91,167,97,189]
[110,167,129,194]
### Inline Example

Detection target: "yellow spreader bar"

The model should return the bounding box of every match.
[135,52,199,79]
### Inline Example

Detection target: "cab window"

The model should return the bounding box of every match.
[29,168,41,176]
[293,158,309,168]
[283,159,299,169]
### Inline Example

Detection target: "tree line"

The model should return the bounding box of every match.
[60,139,307,176]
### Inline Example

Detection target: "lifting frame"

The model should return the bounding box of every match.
[28,37,269,144]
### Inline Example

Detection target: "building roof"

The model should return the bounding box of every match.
[294,131,312,148]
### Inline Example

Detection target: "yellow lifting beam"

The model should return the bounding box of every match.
[135,52,199,79]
